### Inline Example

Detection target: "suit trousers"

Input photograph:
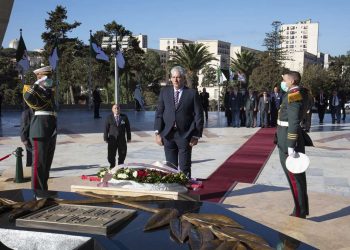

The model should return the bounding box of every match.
[331,106,341,123]
[31,135,57,191]
[260,111,269,127]
[270,109,278,127]
[231,110,240,127]
[245,110,254,127]
[94,102,101,118]
[108,138,127,168]
[317,106,326,123]
[163,129,192,177]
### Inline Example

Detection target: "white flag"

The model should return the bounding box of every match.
[220,71,227,84]
[116,51,125,69]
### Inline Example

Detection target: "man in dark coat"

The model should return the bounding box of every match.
[277,71,310,218]
[244,88,257,128]
[154,66,203,177]
[270,86,282,127]
[104,104,131,168]
[258,91,271,128]
[224,88,232,126]
[200,87,210,121]
[93,86,102,118]
[314,89,327,124]
[229,86,243,127]
[20,101,33,167]
[23,66,57,191]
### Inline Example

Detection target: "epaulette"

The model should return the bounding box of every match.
[288,90,302,103]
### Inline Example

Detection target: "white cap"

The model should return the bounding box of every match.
[286,153,310,174]
[33,66,52,75]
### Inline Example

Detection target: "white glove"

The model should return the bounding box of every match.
[34,76,47,85]
[288,147,299,158]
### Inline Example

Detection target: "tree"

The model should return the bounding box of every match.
[41,5,83,104]
[302,64,331,95]
[231,51,258,88]
[201,65,217,87]
[263,21,287,61]
[169,43,217,89]
[250,53,287,92]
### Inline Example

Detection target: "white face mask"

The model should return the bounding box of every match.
[280,81,288,92]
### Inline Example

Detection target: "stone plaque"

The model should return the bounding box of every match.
[16,204,136,235]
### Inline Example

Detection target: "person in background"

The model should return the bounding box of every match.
[0,91,3,117]
[104,104,131,168]
[240,89,247,127]
[229,86,243,128]
[244,88,257,128]
[258,91,271,128]
[200,87,210,121]
[301,89,314,132]
[314,89,327,124]
[23,66,57,192]
[339,90,347,121]
[252,90,259,128]
[270,86,282,127]
[154,66,203,178]
[20,101,33,167]
[224,87,232,126]
[329,90,341,124]
[93,86,102,119]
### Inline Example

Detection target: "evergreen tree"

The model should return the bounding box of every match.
[263,21,287,61]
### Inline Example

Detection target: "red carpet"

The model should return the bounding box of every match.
[191,128,276,203]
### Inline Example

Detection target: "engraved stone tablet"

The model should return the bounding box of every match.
[16,204,136,235]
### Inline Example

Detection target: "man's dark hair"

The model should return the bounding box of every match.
[286,71,301,85]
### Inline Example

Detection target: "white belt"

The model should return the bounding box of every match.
[35,111,57,116]
[277,120,288,127]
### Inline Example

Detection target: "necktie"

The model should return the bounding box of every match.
[174,90,180,108]
[320,94,323,103]
[115,115,119,125]
[333,97,336,106]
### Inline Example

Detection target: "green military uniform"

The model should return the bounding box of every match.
[276,86,309,218]
[24,82,57,191]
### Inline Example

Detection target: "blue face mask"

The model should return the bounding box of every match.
[280,81,288,92]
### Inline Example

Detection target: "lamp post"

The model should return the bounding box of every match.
[102,35,119,105]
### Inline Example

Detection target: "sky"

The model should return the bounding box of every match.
[2,0,350,56]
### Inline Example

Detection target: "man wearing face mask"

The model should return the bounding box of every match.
[277,71,310,218]
[23,66,57,192]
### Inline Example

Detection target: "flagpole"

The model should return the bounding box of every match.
[19,29,25,86]
[88,30,93,110]
[55,35,60,111]
[114,44,119,105]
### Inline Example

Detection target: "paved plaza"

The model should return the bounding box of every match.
[1,108,350,248]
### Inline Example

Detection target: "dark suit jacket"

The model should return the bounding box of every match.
[315,94,328,108]
[200,92,209,108]
[244,94,257,111]
[258,96,271,112]
[270,92,282,111]
[154,86,204,139]
[104,113,131,142]
[229,93,243,111]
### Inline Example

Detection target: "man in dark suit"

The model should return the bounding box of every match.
[314,89,327,124]
[244,88,257,128]
[20,101,33,167]
[154,66,204,177]
[200,87,210,121]
[104,104,131,168]
[270,86,282,127]
[23,66,57,191]
[329,90,341,124]
[93,86,102,119]
[258,91,271,127]
[224,88,232,126]
[229,86,243,127]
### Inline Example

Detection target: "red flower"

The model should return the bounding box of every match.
[137,170,148,178]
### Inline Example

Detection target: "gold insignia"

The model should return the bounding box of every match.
[288,91,302,103]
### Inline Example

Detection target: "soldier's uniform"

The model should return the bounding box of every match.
[276,86,309,218]
[23,66,57,191]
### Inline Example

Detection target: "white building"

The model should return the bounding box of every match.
[159,38,194,57]
[230,45,261,61]
[196,40,231,70]
[280,19,319,56]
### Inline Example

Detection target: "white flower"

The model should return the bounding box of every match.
[125,168,130,174]
[99,170,106,177]
[132,171,138,178]
[117,173,128,179]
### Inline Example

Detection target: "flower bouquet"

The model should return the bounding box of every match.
[96,162,190,193]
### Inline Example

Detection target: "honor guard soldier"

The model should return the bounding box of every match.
[277,71,312,219]
[23,66,57,192]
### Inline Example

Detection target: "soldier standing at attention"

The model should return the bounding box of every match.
[277,71,309,219]
[20,101,33,167]
[23,66,57,192]
[104,104,131,168]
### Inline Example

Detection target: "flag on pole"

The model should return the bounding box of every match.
[116,51,125,69]
[49,39,59,71]
[16,34,30,73]
[238,72,246,82]
[90,35,109,61]
[217,67,227,84]
[229,69,235,81]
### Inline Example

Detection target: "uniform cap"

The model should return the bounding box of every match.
[33,66,52,75]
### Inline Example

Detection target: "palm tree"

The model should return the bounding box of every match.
[231,51,258,88]
[169,43,217,89]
